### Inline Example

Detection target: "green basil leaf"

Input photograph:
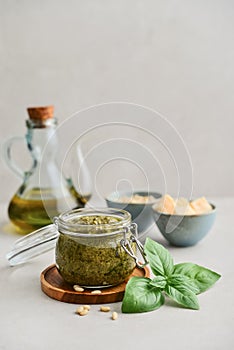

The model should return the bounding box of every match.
[167,274,200,294]
[122,277,164,313]
[144,238,174,277]
[173,263,221,294]
[165,278,199,310]
[150,275,167,289]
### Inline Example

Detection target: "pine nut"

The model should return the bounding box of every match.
[78,309,89,316]
[75,306,84,314]
[100,306,111,312]
[73,285,84,292]
[91,290,102,294]
[83,305,91,311]
[112,311,118,320]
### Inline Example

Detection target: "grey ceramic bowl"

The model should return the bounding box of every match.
[152,203,216,247]
[105,191,162,241]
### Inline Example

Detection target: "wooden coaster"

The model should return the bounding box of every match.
[41,264,150,304]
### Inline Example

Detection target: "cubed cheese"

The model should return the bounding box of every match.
[190,197,212,214]
[154,194,175,214]
[174,198,196,215]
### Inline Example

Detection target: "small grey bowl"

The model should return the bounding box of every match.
[152,203,216,247]
[105,191,162,241]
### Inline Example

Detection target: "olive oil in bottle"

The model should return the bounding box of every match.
[4,106,92,234]
[8,192,55,233]
[8,187,90,234]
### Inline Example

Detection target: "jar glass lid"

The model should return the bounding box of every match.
[6,224,58,266]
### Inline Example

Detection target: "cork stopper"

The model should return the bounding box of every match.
[27,106,54,120]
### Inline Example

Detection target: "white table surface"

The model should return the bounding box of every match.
[0,197,233,350]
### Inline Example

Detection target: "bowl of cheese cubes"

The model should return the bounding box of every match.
[152,195,216,246]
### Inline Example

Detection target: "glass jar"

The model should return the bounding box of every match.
[6,208,148,288]
[55,208,136,287]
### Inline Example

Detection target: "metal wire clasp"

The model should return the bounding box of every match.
[120,223,148,269]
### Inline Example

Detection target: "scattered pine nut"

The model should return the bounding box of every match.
[83,305,91,311]
[112,311,118,320]
[75,305,91,315]
[73,285,84,292]
[75,305,118,320]
[75,306,84,314]
[91,290,102,294]
[78,309,89,316]
[100,306,111,312]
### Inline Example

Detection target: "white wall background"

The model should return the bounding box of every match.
[0,0,234,203]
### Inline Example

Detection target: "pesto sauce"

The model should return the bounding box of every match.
[72,215,121,226]
[55,215,136,287]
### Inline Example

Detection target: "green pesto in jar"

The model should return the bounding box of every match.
[55,215,136,287]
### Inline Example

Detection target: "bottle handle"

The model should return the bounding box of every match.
[3,136,25,178]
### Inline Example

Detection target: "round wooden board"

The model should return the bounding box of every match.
[41,264,150,304]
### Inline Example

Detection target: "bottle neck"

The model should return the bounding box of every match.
[26,117,57,129]
[26,118,58,162]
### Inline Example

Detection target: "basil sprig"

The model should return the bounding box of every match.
[122,238,221,313]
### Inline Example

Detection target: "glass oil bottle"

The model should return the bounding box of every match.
[4,106,91,234]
